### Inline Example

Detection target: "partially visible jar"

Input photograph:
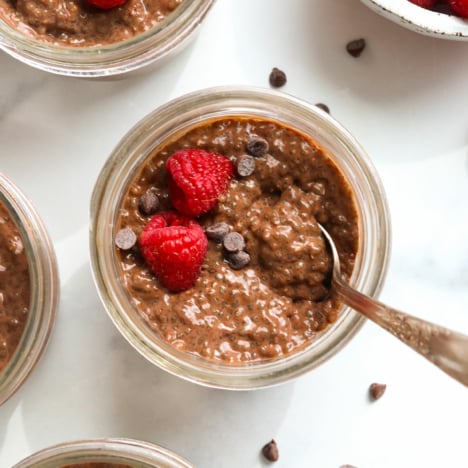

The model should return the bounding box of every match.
[0,0,215,77]
[13,438,194,468]
[0,172,59,406]
[90,86,392,390]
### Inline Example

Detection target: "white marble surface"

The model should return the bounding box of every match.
[1,1,468,467]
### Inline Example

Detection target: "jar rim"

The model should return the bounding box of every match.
[0,172,59,405]
[90,85,392,390]
[0,0,215,77]
[12,438,194,467]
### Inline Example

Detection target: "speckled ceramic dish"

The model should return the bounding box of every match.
[361,0,468,40]
[12,438,194,468]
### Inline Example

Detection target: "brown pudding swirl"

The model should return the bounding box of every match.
[0,0,183,46]
[0,201,30,374]
[117,117,359,364]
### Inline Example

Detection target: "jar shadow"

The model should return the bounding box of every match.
[0,38,198,244]
[15,261,293,467]
[0,397,15,460]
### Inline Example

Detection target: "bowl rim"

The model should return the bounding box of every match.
[361,0,468,40]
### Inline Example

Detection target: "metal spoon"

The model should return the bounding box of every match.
[319,224,468,387]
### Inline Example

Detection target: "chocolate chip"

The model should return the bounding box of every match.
[138,191,160,216]
[269,67,287,88]
[315,102,330,114]
[236,154,256,177]
[369,382,387,401]
[340,465,358,468]
[246,136,269,157]
[226,250,250,270]
[223,232,245,252]
[262,439,279,462]
[205,222,230,243]
[115,227,137,250]
[346,38,366,58]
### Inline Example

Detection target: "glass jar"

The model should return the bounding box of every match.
[90,86,392,390]
[0,173,59,405]
[0,0,215,77]
[13,438,194,467]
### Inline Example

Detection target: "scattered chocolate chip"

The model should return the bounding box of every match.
[262,439,279,462]
[223,232,245,252]
[115,227,137,250]
[236,154,256,177]
[369,382,387,401]
[226,250,250,270]
[246,136,269,157]
[315,102,330,114]
[205,222,230,243]
[346,38,366,58]
[269,67,287,88]
[340,465,358,468]
[138,191,160,216]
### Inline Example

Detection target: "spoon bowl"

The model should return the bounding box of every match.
[319,224,468,387]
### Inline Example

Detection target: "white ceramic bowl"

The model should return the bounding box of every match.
[361,0,468,40]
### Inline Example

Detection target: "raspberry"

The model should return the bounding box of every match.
[86,0,127,10]
[448,0,468,17]
[166,148,234,217]
[408,0,437,7]
[139,211,208,292]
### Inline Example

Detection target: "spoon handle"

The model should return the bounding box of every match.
[334,277,468,387]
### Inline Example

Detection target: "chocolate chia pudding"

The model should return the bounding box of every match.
[0,0,183,46]
[0,201,30,374]
[116,117,359,364]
